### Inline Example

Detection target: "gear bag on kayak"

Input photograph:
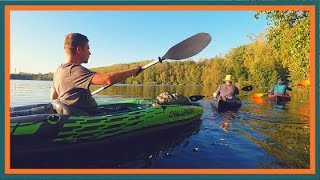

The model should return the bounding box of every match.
[156,92,191,105]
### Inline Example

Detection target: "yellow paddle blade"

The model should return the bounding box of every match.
[297,80,310,87]
[252,93,266,98]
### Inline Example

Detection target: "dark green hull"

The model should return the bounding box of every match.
[211,98,242,112]
[11,99,203,152]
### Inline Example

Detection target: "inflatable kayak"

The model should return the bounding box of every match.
[268,94,291,102]
[10,99,203,152]
[211,97,242,112]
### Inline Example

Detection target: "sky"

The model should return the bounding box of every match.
[10,10,268,74]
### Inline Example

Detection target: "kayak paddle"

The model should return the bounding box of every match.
[241,85,253,91]
[92,32,212,96]
[297,79,310,86]
[188,95,206,102]
[252,93,268,98]
[188,85,253,102]
[252,79,310,99]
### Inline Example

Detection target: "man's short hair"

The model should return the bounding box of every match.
[64,33,89,55]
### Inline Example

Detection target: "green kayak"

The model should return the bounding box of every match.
[11,99,203,152]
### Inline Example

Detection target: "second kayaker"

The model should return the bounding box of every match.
[268,78,292,95]
[213,74,239,100]
[50,33,142,116]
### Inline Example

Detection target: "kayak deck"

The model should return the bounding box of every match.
[10,99,203,152]
[212,97,242,112]
[268,94,291,102]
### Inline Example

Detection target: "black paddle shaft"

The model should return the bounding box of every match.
[241,85,253,91]
[188,85,254,102]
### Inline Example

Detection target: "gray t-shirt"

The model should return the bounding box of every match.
[215,84,239,99]
[53,63,97,113]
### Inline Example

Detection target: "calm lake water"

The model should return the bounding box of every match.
[10,80,310,168]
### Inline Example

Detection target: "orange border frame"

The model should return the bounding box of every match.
[5,5,316,175]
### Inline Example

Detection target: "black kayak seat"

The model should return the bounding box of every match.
[52,99,90,116]
[10,104,54,117]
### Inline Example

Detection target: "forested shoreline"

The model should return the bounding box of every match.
[11,11,310,88]
[10,72,54,81]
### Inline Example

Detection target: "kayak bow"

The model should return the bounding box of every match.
[268,94,291,102]
[211,97,242,112]
[10,99,203,152]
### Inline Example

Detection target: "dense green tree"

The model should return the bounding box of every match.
[224,45,249,85]
[202,56,226,86]
[255,11,310,85]
[244,35,278,87]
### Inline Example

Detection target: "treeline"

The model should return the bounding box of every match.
[12,11,310,88]
[10,72,54,81]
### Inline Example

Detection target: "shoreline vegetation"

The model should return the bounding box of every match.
[10,72,54,81]
[10,11,310,88]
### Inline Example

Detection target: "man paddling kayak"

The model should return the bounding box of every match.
[268,78,292,95]
[211,75,241,111]
[50,33,142,115]
[213,74,239,100]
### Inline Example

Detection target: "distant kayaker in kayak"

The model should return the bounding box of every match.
[213,74,239,100]
[50,33,142,115]
[268,78,292,95]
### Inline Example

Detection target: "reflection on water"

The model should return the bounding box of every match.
[12,120,201,168]
[220,112,234,133]
[11,80,52,106]
[10,80,310,168]
[239,95,310,168]
[92,84,206,100]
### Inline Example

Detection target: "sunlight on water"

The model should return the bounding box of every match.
[11,80,52,106]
